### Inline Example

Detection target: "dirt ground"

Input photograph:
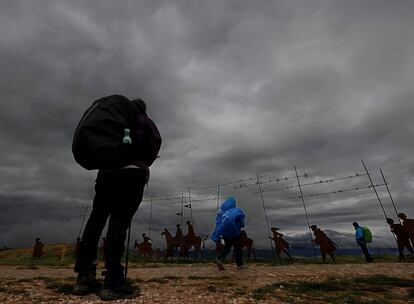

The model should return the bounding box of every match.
[1,262,414,303]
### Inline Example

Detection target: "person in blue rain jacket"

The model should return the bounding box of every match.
[212,196,246,270]
[353,221,373,262]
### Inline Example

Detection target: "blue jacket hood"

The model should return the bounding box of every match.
[211,197,245,242]
[221,197,236,211]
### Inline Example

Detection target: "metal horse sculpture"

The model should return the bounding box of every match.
[161,228,186,259]
[182,221,208,259]
[240,230,256,260]
[215,230,256,260]
[184,233,208,259]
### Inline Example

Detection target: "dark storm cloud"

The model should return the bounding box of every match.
[1,0,413,250]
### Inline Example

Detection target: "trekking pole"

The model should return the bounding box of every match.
[379,169,401,224]
[361,160,399,246]
[149,193,154,237]
[295,166,318,263]
[77,206,89,238]
[361,160,388,218]
[256,174,276,261]
[125,224,131,280]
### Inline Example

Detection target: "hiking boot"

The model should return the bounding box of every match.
[99,286,140,301]
[108,280,136,295]
[99,269,139,299]
[215,259,225,271]
[237,264,247,270]
[103,281,138,295]
[73,264,101,295]
[99,279,140,301]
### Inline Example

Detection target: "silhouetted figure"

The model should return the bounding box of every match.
[74,237,81,258]
[353,222,373,262]
[32,238,44,258]
[133,233,152,260]
[398,213,414,247]
[387,218,414,261]
[183,222,206,259]
[212,197,246,270]
[142,233,152,244]
[172,224,187,257]
[269,227,291,262]
[175,224,184,239]
[310,225,337,263]
[186,221,195,238]
[73,96,161,298]
[240,230,256,260]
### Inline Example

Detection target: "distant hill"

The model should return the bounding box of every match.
[197,247,399,259]
[0,243,401,266]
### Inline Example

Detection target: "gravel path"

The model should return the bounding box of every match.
[0,263,413,303]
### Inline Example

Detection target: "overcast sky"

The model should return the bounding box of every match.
[1,0,414,251]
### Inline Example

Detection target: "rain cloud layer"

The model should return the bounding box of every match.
[1,0,414,250]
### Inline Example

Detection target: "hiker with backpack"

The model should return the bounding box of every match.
[72,95,161,300]
[352,222,374,263]
[211,196,246,270]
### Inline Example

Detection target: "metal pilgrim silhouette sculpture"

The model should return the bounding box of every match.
[269,227,292,262]
[134,233,153,261]
[161,222,207,259]
[310,225,337,263]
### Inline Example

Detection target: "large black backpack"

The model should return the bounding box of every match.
[72,95,161,170]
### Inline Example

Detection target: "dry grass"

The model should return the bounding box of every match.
[0,263,414,303]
